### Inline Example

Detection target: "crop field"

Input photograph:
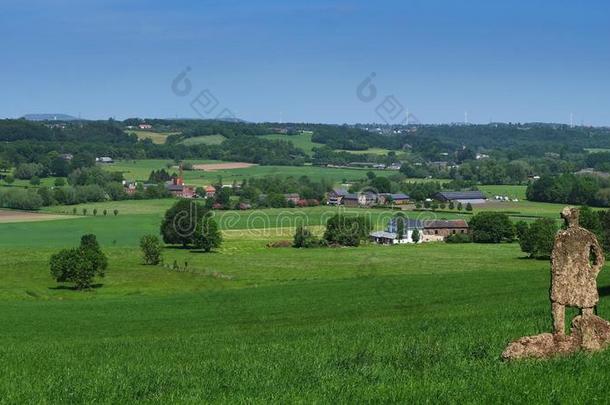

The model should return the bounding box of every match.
[2,201,610,402]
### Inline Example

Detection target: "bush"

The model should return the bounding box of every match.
[140,235,162,265]
[446,233,472,243]
[113,209,119,216]
[466,202,473,212]
[293,226,320,248]
[0,188,43,210]
[323,215,371,247]
[14,163,44,180]
[49,234,107,290]
[30,176,41,186]
[469,212,514,243]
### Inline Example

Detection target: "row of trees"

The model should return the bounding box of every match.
[526,174,610,207]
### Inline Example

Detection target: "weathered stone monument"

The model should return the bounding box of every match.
[503,207,610,360]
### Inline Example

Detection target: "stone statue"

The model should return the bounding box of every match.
[503,207,610,360]
[551,207,605,335]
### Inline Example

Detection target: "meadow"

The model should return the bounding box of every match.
[1,181,605,402]
[105,159,396,185]
[3,214,610,402]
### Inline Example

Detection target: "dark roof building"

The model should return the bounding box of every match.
[435,191,487,204]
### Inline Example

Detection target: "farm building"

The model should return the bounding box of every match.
[165,175,196,198]
[378,193,410,205]
[204,185,216,198]
[284,193,300,204]
[96,156,114,164]
[371,218,469,244]
[435,191,487,205]
[343,192,377,207]
[327,188,349,205]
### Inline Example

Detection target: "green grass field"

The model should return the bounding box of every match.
[104,159,396,185]
[261,133,324,154]
[1,186,607,401]
[2,213,610,401]
[128,130,180,144]
[180,134,227,146]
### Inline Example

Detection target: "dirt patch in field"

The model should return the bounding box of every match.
[192,162,257,171]
[0,210,75,223]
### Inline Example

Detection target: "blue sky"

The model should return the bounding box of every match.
[2,0,610,125]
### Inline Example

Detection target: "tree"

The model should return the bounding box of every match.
[370,176,391,193]
[457,202,463,211]
[113,209,119,216]
[93,208,98,216]
[323,215,371,247]
[30,176,41,186]
[49,234,107,290]
[448,201,455,210]
[518,219,557,259]
[193,213,222,252]
[395,215,405,241]
[161,199,206,247]
[140,234,162,265]
[411,228,420,243]
[466,202,473,212]
[82,208,87,215]
[54,177,66,187]
[103,209,107,216]
[580,206,603,244]
[293,226,319,248]
[4,175,14,185]
[469,212,514,243]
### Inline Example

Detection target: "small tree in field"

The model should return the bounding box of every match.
[457,202,463,211]
[466,202,473,212]
[113,209,119,216]
[193,214,223,252]
[449,201,455,210]
[103,209,107,216]
[93,208,98,216]
[82,208,87,216]
[140,235,162,265]
[72,207,77,215]
[50,234,107,290]
[411,228,420,243]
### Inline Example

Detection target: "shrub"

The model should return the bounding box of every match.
[446,233,472,243]
[140,234,162,265]
[457,202,463,211]
[103,209,107,216]
[4,175,14,185]
[49,234,107,290]
[113,209,119,216]
[466,202,473,212]
[469,212,514,243]
[293,226,320,248]
[0,188,43,210]
[448,201,455,210]
[30,176,41,186]
[93,208,98,216]
[54,177,66,187]
[82,208,87,215]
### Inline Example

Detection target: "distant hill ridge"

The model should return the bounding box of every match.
[22,114,81,121]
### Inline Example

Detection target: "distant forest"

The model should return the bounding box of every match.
[2,118,610,171]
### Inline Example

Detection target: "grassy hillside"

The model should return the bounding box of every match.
[104,159,396,185]
[261,133,323,154]
[179,134,226,146]
[128,130,179,144]
[2,227,610,401]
